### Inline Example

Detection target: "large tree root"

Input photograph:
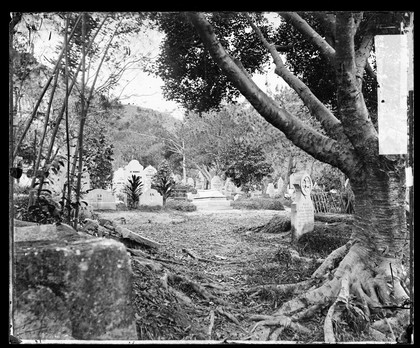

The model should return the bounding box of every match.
[248,244,410,342]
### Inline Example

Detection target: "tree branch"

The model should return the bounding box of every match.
[335,12,377,157]
[245,13,351,147]
[355,33,374,79]
[186,12,360,176]
[310,12,336,47]
[279,12,336,62]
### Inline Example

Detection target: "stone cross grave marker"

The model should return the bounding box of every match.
[211,175,223,192]
[139,188,163,206]
[290,171,314,242]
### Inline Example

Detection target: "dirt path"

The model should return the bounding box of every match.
[97,208,324,341]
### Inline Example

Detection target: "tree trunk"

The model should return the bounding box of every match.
[349,164,408,273]
[184,12,412,341]
[257,163,410,341]
[279,154,294,197]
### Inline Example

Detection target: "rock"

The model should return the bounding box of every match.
[15,237,137,340]
[15,223,79,242]
[14,219,38,227]
[82,219,100,234]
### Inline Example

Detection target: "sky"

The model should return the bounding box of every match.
[27,12,286,120]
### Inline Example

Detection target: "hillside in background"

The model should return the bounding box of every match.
[109,104,182,170]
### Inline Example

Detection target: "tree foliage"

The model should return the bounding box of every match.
[220,139,273,192]
[151,160,175,205]
[149,12,271,112]
[83,129,114,189]
[273,12,382,123]
[124,174,143,209]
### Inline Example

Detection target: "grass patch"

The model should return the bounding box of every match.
[231,197,285,211]
[296,223,351,258]
[165,199,197,212]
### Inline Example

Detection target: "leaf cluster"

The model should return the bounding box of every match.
[124,175,143,209]
[220,139,273,192]
[151,160,176,202]
[151,12,271,112]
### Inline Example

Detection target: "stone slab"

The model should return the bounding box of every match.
[84,189,116,210]
[14,237,137,340]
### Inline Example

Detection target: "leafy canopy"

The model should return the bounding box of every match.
[149,12,271,112]
[220,139,273,192]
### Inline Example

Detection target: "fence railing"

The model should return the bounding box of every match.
[310,191,353,214]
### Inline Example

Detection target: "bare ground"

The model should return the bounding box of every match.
[96,208,374,342]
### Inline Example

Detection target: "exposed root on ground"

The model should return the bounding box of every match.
[247,243,411,342]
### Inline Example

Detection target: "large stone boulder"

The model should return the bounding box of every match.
[13,222,137,340]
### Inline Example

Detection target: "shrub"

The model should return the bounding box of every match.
[124,175,143,209]
[138,205,163,212]
[14,193,62,224]
[151,160,175,205]
[165,199,197,212]
[231,197,285,211]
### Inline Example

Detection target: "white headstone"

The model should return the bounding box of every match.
[195,178,204,190]
[187,177,195,187]
[277,177,284,191]
[266,183,276,198]
[290,172,314,242]
[125,160,143,179]
[224,178,236,194]
[142,165,157,191]
[211,175,223,192]
[84,189,116,210]
[139,188,163,207]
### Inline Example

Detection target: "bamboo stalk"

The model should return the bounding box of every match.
[27,68,60,206]
[37,15,108,198]
[64,14,72,224]
[73,18,119,227]
[12,14,82,161]
[73,13,87,229]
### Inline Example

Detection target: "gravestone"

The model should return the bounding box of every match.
[124,159,143,179]
[211,175,223,192]
[172,187,188,201]
[290,171,314,242]
[84,189,116,210]
[187,177,195,187]
[195,179,204,190]
[266,183,276,198]
[113,167,126,195]
[139,188,163,206]
[142,165,157,191]
[224,178,236,195]
[173,174,182,184]
[277,177,284,191]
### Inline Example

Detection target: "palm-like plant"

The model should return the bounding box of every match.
[124,175,143,209]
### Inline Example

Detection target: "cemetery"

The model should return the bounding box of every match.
[10,11,413,345]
